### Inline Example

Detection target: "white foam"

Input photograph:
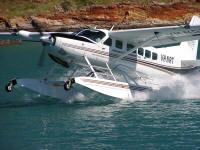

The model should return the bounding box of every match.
[124,74,200,102]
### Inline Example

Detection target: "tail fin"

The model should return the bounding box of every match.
[187,16,200,59]
[189,16,200,26]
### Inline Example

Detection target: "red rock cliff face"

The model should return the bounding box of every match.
[146,2,200,20]
[1,2,200,32]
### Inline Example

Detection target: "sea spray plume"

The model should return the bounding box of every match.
[122,92,150,102]
[120,73,200,102]
[147,74,200,100]
[177,73,200,99]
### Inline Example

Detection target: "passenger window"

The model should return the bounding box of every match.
[116,40,123,49]
[145,50,151,58]
[152,52,158,60]
[138,48,144,56]
[104,38,112,46]
[127,43,134,51]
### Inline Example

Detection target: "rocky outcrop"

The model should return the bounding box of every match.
[0,2,200,32]
[0,14,11,31]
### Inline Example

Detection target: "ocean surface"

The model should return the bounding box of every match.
[1,43,200,150]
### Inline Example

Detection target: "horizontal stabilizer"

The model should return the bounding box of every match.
[181,60,200,67]
[190,16,200,26]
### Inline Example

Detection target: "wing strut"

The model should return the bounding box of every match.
[111,32,159,63]
[84,56,99,78]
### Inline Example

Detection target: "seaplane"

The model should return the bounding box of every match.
[2,16,200,100]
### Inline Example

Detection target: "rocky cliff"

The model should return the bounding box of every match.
[1,1,200,32]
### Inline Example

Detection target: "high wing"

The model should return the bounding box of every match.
[109,16,200,48]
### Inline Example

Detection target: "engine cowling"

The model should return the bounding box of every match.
[18,30,32,39]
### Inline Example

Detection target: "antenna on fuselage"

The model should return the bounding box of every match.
[110,25,114,31]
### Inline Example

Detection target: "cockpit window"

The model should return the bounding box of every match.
[77,29,106,43]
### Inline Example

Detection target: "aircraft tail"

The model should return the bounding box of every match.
[184,16,200,60]
[189,16,200,26]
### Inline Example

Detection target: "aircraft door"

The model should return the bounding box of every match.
[99,43,109,63]
[101,44,107,51]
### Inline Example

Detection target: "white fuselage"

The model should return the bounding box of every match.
[8,29,200,100]
[46,30,199,83]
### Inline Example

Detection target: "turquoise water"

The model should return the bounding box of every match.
[1,43,200,150]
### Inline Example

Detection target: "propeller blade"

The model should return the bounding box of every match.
[37,46,46,66]
[30,17,43,36]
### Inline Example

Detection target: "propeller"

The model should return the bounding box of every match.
[38,35,56,66]
[5,17,61,67]
[37,43,46,66]
[10,17,67,68]
[30,17,43,36]
[30,17,47,67]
